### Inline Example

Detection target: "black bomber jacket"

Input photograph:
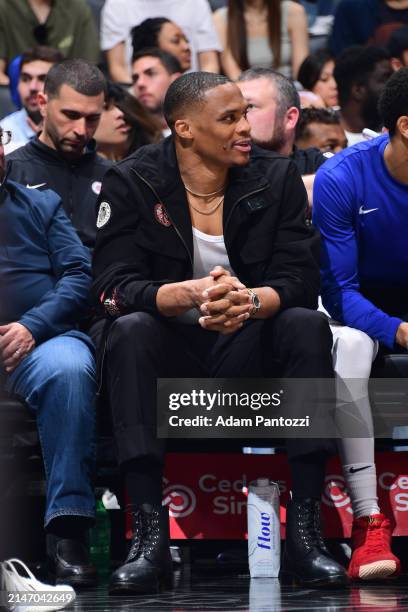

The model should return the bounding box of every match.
[92,137,320,318]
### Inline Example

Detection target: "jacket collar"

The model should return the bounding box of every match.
[132,137,270,252]
[27,136,98,165]
[133,137,268,197]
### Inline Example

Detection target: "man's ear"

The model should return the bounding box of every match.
[285,106,299,131]
[37,91,48,119]
[397,115,408,139]
[174,118,193,141]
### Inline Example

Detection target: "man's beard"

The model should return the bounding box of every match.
[253,121,287,154]
[45,121,87,160]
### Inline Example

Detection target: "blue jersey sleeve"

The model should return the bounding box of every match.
[313,165,402,348]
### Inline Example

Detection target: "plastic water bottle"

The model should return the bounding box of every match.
[90,491,111,577]
[247,478,280,578]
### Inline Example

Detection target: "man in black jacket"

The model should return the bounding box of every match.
[6,58,111,248]
[93,72,347,593]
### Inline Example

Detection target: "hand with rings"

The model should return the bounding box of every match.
[0,322,35,373]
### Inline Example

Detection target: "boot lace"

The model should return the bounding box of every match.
[143,510,161,556]
[126,508,161,562]
[313,503,328,551]
[297,501,322,549]
[126,510,144,563]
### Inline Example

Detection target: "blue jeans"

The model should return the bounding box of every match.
[6,331,96,527]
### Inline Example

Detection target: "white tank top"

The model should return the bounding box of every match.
[176,227,235,325]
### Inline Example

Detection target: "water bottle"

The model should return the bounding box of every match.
[90,490,111,577]
[247,478,280,578]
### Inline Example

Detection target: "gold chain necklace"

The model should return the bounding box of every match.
[184,183,225,198]
[189,195,224,216]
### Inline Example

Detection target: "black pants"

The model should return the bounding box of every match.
[105,307,334,467]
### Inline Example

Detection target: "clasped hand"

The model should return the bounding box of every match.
[198,266,253,334]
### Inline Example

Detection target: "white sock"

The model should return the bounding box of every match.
[341,460,380,519]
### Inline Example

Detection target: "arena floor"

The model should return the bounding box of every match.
[69,571,408,611]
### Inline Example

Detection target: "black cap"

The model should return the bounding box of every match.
[388,26,408,58]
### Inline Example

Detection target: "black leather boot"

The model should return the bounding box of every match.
[109,504,173,595]
[46,533,97,588]
[281,498,349,588]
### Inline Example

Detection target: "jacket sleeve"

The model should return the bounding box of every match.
[92,167,171,316]
[262,160,320,310]
[19,202,92,344]
[313,167,402,348]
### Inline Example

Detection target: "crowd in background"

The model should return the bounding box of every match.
[2,0,408,159]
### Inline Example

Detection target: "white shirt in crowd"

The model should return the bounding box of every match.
[0,108,35,155]
[344,129,365,147]
[101,0,222,73]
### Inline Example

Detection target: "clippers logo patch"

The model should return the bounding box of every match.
[96,201,111,228]
[154,203,171,227]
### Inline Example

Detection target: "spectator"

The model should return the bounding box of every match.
[237,68,328,207]
[313,69,408,581]
[296,107,347,153]
[6,59,110,249]
[92,71,347,593]
[101,0,221,83]
[213,0,309,80]
[298,49,338,107]
[0,126,98,588]
[0,0,99,86]
[330,0,408,56]
[94,83,162,161]
[0,47,63,155]
[132,18,192,73]
[388,25,408,70]
[334,46,392,146]
[131,49,182,135]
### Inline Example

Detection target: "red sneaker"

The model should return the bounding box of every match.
[348,514,401,581]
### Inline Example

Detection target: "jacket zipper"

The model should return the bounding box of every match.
[131,168,194,274]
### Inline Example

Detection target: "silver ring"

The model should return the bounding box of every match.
[14,348,21,356]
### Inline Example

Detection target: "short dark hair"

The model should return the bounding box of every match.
[132,47,182,73]
[388,26,408,60]
[237,67,301,115]
[131,18,171,57]
[378,67,408,137]
[164,71,231,129]
[44,58,107,100]
[334,46,390,106]
[296,107,340,140]
[297,49,334,92]
[20,46,64,70]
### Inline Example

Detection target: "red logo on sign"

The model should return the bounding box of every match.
[154,203,171,227]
